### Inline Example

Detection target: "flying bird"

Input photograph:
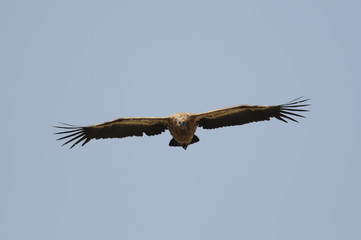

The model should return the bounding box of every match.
[55,97,309,150]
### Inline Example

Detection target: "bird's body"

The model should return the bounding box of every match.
[55,97,309,150]
[167,113,197,149]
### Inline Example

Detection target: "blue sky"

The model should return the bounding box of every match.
[1,0,360,239]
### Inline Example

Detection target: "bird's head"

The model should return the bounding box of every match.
[176,119,187,128]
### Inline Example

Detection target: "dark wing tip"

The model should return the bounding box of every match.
[277,97,310,123]
[54,123,90,149]
[284,97,311,106]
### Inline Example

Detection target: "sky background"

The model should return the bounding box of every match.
[1,0,360,239]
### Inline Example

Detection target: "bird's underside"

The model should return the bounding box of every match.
[55,97,310,150]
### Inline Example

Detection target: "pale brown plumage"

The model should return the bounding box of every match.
[55,97,309,150]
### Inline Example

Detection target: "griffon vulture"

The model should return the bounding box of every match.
[55,97,309,150]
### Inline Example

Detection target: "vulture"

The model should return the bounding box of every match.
[55,97,309,150]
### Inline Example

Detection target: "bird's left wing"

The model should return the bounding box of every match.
[195,97,310,129]
[54,117,169,148]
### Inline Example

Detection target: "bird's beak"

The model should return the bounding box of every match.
[182,144,188,150]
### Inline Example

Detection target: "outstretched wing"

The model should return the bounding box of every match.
[195,97,310,129]
[54,117,169,148]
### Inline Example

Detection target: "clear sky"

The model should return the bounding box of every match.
[1,0,360,239]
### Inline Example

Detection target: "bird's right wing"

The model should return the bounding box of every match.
[54,117,169,148]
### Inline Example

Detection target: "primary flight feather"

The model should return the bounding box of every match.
[55,97,309,150]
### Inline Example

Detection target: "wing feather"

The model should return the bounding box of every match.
[196,97,310,129]
[54,117,169,148]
